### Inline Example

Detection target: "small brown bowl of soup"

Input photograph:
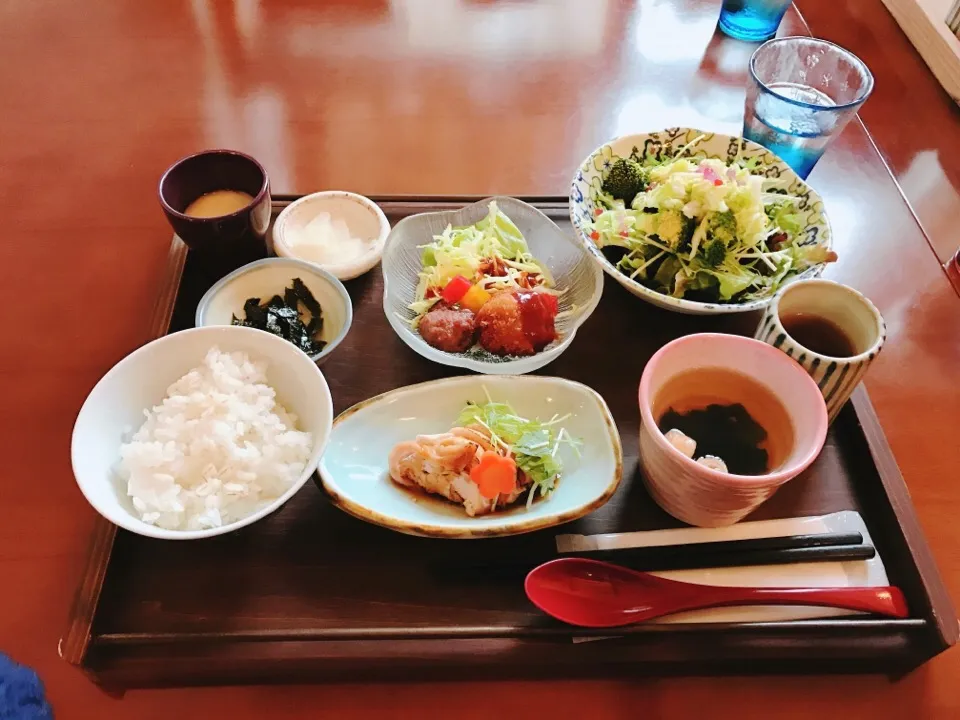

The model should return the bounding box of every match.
[159,149,271,273]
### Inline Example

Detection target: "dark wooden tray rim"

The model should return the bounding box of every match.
[61,196,958,688]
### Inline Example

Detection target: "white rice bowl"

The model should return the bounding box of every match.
[71,325,333,540]
[118,347,313,531]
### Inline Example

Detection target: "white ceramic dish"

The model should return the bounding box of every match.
[569,127,832,315]
[318,375,623,538]
[195,257,353,365]
[71,325,334,540]
[382,196,604,375]
[273,191,390,281]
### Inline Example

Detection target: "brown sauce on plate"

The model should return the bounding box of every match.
[393,477,549,516]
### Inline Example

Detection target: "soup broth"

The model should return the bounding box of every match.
[184,190,254,218]
[653,368,794,475]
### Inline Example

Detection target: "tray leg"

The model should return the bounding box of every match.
[85,671,126,700]
[886,654,931,682]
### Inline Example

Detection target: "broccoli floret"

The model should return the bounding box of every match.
[677,215,696,251]
[602,157,647,205]
[702,239,727,267]
[654,212,695,252]
[708,210,737,246]
[654,209,687,249]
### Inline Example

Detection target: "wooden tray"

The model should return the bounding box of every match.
[62,196,957,690]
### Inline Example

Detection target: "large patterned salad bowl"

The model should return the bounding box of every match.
[570,128,833,315]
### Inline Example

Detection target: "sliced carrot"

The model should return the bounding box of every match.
[470,452,517,499]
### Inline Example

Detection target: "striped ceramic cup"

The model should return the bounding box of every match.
[755,279,886,423]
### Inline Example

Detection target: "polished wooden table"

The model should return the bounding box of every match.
[3,0,959,717]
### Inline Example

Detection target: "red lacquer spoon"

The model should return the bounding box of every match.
[524,558,908,628]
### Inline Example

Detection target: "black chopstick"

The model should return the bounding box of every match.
[432,531,872,582]
[579,543,876,571]
[562,531,865,565]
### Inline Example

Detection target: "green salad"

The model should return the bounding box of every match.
[458,396,581,508]
[588,138,837,303]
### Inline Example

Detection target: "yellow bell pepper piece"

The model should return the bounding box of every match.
[460,284,492,313]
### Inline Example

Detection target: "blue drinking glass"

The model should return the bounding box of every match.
[718,0,792,42]
[742,37,874,179]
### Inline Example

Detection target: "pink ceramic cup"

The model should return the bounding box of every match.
[638,333,828,528]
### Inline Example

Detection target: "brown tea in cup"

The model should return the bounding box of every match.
[755,279,886,422]
[779,313,856,358]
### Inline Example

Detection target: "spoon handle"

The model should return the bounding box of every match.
[691,585,909,618]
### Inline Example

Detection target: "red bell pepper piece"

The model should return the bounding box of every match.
[440,275,472,304]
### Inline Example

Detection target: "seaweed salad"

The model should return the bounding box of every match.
[231,277,326,355]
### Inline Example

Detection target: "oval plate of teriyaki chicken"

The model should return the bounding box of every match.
[381,196,604,375]
[318,376,623,538]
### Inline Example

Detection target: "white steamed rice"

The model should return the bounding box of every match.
[118,347,313,531]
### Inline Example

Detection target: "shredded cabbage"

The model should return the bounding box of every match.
[409,201,553,323]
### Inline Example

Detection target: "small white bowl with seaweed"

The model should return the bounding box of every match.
[196,257,353,364]
[570,128,835,315]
